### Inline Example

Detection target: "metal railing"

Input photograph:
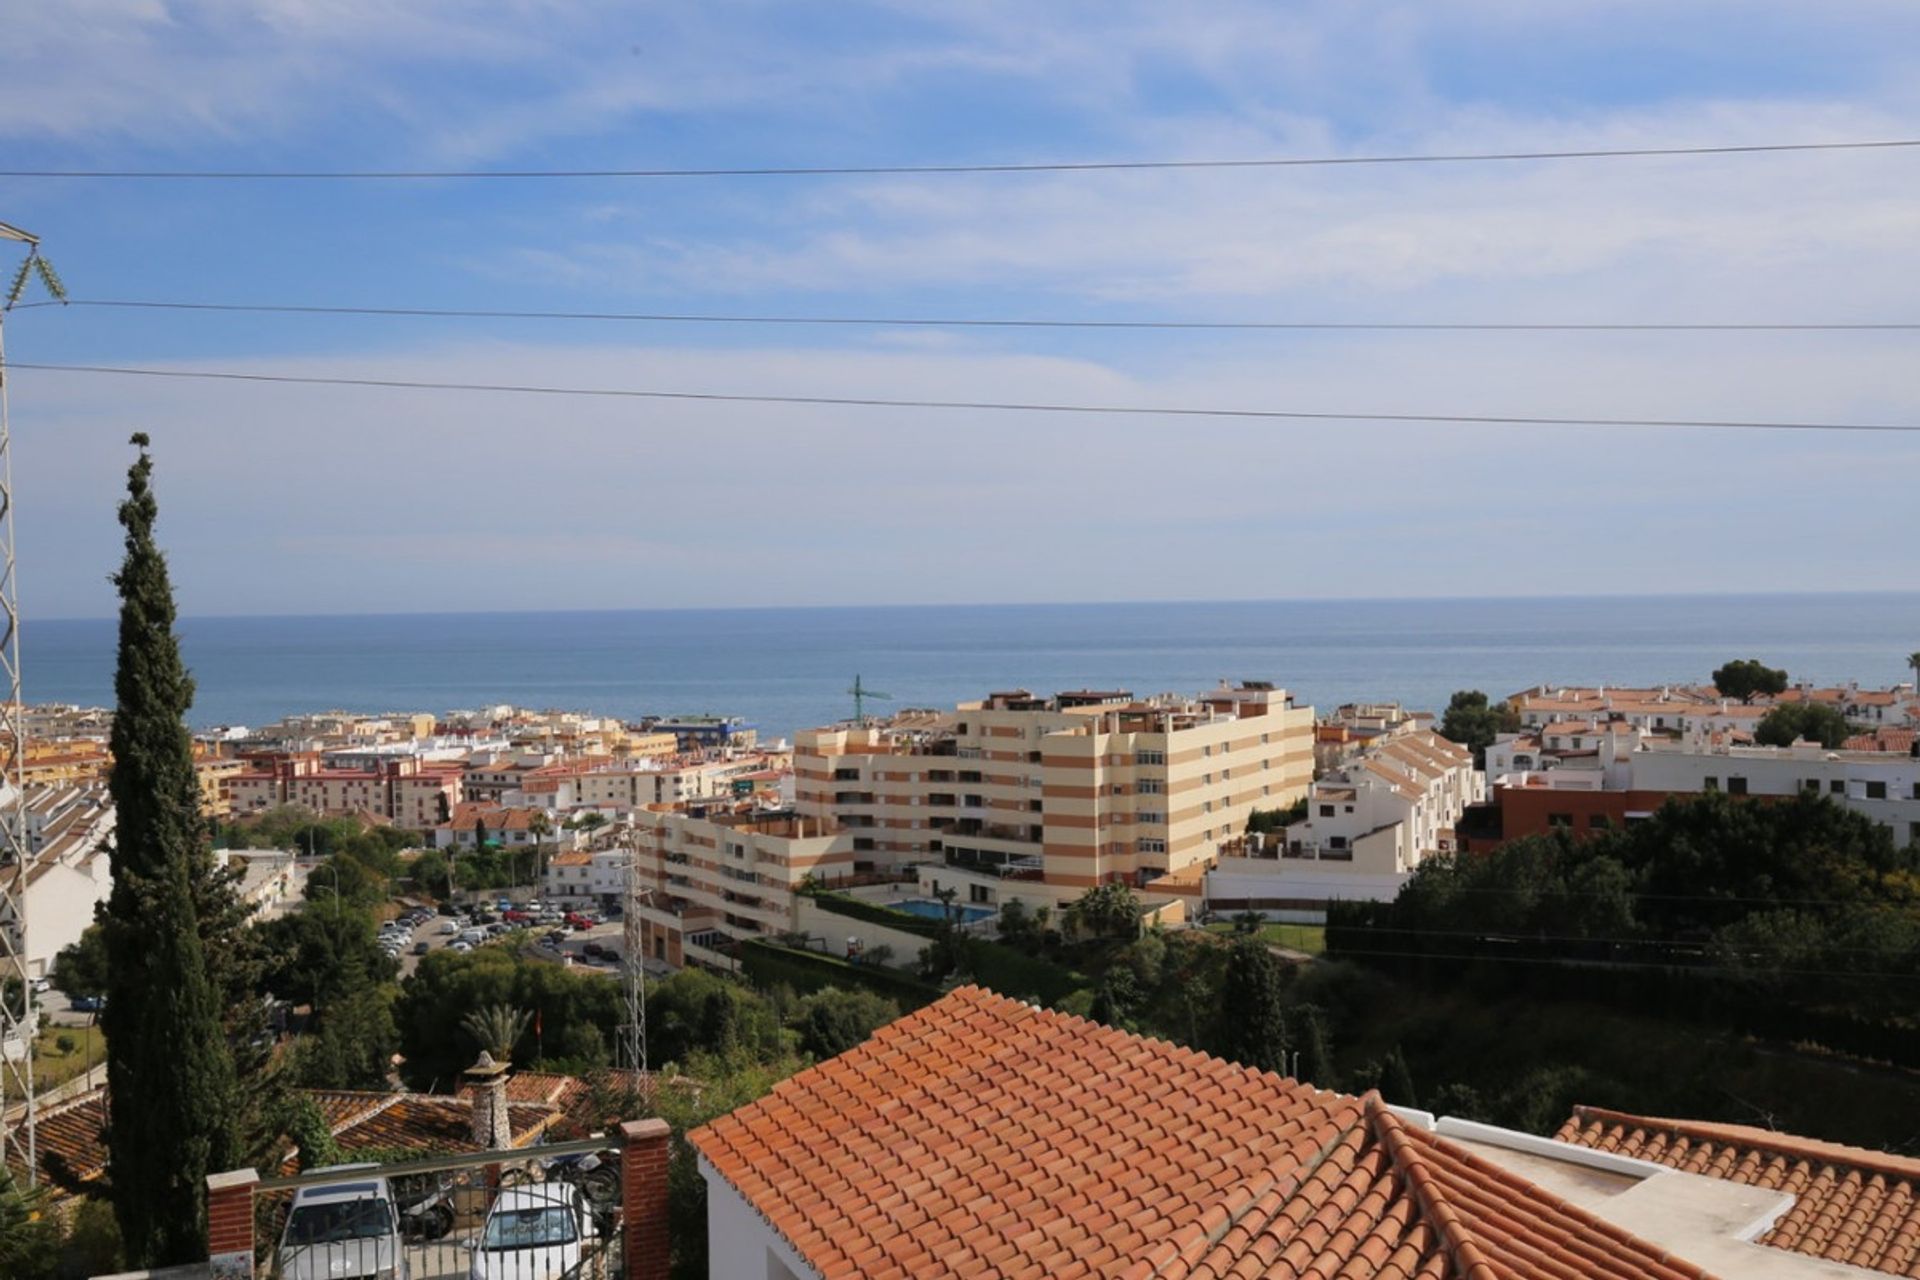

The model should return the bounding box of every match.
[256,1140,622,1280]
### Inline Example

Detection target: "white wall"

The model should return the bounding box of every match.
[701,1158,820,1280]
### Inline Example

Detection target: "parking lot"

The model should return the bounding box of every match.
[381,901,631,978]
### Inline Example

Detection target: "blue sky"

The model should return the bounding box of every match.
[4,1,1920,617]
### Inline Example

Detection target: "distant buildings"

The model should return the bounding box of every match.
[1207,731,1481,916]
[628,683,1315,964]
[0,783,114,979]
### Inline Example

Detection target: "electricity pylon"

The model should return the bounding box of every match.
[0,220,66,1185]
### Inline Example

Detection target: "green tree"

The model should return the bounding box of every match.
[1287,1003,1335,1086]
[792,987,899,1059]
[0,1174,61,1280]
[1908,651,1920,689]
[461,1003,532,1062]
[1712,658,1789,703]
[410,848,452,898]
[1216,938,1289,1074]
[291,986,398,1090]
[99,435,239,1266]
[1755,701,1852,749]
[278,1094,344,1172]
[1088,966,1142,1031]
[1437,690,1521,766]
[52,923,108,999]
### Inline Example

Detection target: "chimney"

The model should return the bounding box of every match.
[465,1051,512,1149]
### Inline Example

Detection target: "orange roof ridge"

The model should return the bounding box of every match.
[1563,1104,1920,1182]
[1557,1104,1920,1278]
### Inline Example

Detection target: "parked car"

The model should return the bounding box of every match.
[71,994,105,1012]
[502,909,532,924]
[30,976,51,995]
[439,920,460,935]
[412,941,431,956]
[458,928,486,944]
[582,942,608,960]
[472,911,499,925]
[485,922,510,936]
[565,913,594,930]
[449,941,473,953]
[544,930,568,946]
[276,1169,408,1280]
[467,1184,598,1280]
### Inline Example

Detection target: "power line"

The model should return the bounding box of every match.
[10,361,1919,435]
[5,137,1918,181]
[16,298,1920,333]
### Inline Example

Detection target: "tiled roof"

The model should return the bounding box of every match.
[692,986,1721,1280]
[9,1089,109,1193]
[1556,1104,1920,1278]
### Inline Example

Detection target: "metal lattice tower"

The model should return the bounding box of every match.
[0,218,54,1185]
[620,837,649,1092]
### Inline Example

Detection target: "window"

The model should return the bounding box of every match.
[1703,777,1719,792]
[1830,780,1845,795]
[1319,804,1334,817]
[1588,814,1611,830]
[1865,780,1887,799]
[1139,778,1164,794]
[1547,813,1573,829]
[1139,838,1166,854]
[1802,779,1821,795]
[1137,749,1165,765]
[1138,811,1165,825]
[1911,822,1920,845]
[1726,776,1748,796]
[1328,836,1348,849]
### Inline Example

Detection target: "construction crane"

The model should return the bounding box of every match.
[846,675,892,727]
[0,220,65,1185]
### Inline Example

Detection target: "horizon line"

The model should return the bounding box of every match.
[30,587,1920,627]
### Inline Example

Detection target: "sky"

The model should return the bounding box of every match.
[3,1,1920,618]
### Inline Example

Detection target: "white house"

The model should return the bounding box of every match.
[1203,733,1480,919]
[0,787,116,980]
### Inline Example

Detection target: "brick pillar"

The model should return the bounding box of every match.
[620,1118,673,1280]
[206,1167,259,1278]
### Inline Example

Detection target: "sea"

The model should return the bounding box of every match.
[20,594,1920,741]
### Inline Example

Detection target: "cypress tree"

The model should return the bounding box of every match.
[100,434,239,1266]
[1216,938,1289,1074]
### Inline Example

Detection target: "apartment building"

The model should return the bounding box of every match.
[0,786,115,979]
[229,754,464,829]
[631,806,856,967]
[1484,735,1920,849]
[794,683,1314,904]
[1312,701,1431,774]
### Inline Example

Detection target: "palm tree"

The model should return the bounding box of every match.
[529,812,552,884]
[1908,651,1920,689]
[460,1004,531,1063]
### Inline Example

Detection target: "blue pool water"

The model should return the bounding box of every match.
[893,898,995,923]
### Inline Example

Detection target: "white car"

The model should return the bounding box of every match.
[468,1185,598,1280]
[439,920,459,935]
[277,1169,408,1280]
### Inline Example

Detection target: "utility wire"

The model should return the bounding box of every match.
[10,361,1918,435]
[5,137,1918,180]
[14,298,1919,333]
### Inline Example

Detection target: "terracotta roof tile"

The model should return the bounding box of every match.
[1557,1104,1920,1277]
[691,987,1724,1280]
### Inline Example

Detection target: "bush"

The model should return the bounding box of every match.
[739,940,938,1004]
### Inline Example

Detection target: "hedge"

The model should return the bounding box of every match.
[806,891,943,938]
[739,939,941,1006]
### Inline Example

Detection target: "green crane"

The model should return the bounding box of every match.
[847,675,892,727]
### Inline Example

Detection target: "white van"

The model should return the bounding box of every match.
[458,927,487,945]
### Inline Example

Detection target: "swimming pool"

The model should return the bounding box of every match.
[891,898,995,923]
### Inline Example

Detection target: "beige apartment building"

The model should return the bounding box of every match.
[229,754,464,830]
[796,683,1314,897]
[631,806,856,968]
